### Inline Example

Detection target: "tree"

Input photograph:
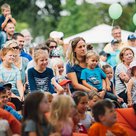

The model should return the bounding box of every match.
[0,0,62,38]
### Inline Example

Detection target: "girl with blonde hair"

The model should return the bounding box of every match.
[49,95,74,136]
[28,49,64,94]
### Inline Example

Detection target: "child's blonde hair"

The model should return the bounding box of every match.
[1,3,10,12]
[86,50,99,62]
[34,49,49,63]
[50,95,74,124]
[50,58,64,68]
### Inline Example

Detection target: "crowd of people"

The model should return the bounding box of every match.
[0,3,136,136]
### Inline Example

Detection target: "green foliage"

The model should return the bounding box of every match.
[0,0,135,39]
[57,2,102,37]
[16,22,29,32]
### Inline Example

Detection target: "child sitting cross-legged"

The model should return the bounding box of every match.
[88,99,129,136]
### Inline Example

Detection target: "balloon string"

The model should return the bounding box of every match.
[112,19,114,27]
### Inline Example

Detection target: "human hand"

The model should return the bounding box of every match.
[99,91,105,99]
[106,85,111,91]
[128,100,133,107]
[7,14,12,19]
[91,86,98,92]
[117,96,124,103]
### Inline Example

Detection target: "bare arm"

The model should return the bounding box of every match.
[127,78,133,106]
[104,77,111,91]
[2,15,16,30]
[1,16,9,30]
[119,72,130,83]
[51,77,64,93]
[82,80,98,92]
[16,80,24,101]
[67,72,91,92]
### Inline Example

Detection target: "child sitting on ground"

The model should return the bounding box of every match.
[88,99,128,136]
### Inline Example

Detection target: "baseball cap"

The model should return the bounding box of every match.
[111,39,119,45]
[0,82,12,90]
[50,31,64,39]
[128,34,136,40]
[99,51,109,57]
[50,49,60,58]
[0,83,5,92]
[57,77,71,86]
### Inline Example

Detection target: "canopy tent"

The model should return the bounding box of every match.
[64,24,134,44]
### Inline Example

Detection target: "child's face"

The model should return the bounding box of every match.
[104,67,113,80]
[88,95,100,109]
[57,63,64,75]
[39,96,49,113]
[2,8,11,16]
[87,56,99,69]
[3,51,15,64]
[100,55,107,62]
[0,93,8,107]
[122,50,134,64]
[101,107,117,126]
[5,87,12,97]
[77,96,88,114]
[112,44,118,51]
[36,54,49,69]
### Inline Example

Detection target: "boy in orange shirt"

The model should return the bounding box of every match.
[88,100,128,136]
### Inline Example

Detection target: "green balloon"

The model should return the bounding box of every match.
[133,13,136,26]
[108,3,123,20]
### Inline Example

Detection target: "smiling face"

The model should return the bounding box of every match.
[104,67,113,80]
[122,49,134,64]
[87,56,99,69]
[16,35,25,50]
[5,22,15,37]
[57,62,64,75]
[36,54,49,70]
[74,40,87,58]
[112,28,121,42]
[2,50,15,64]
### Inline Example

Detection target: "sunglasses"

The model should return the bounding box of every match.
[12,46,19,50]
[49,46,57,49]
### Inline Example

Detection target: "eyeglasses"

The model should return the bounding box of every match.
[49,46,57,49]
[12,46,19,50]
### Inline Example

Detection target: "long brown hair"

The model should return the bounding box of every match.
[22,92,48,136]
[67,37,86,65]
